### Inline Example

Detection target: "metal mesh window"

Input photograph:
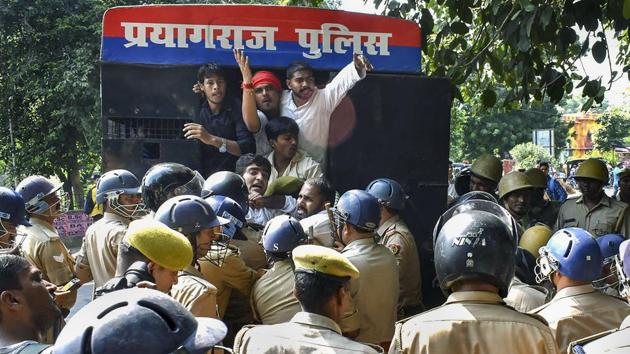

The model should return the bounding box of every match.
[105,117,190,140]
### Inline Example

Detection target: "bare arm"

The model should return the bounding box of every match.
[234,49,261,133]
[183,123,242,156]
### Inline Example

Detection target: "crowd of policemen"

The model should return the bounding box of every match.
[1,154,630,353]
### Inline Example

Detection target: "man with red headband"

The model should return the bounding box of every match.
[234,49,282,156]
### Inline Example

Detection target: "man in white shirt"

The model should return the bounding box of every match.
[280,54,372,164]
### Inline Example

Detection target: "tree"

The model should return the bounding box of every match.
[592,108,630,151]
[510,142,553,170]
[375,0,630,112]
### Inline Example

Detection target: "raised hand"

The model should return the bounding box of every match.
[353,53,374,72]
[234,48,253,83]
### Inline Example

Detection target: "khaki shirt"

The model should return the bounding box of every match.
[556,195,630,237]
[19,218,77,309]
[170,265,218,318]
[530,284,630,353]
[233,226,267,270]
[377,215,422,311]
[340,237,399,344]
[525,201,562,229]
[390,291,559,354]
[505,276,548,313]
[74,212,129,288]
[266,150,323,186]
[234,312,383,354]
[569,315,630,353]
[198,247,259,318]
[300,211,336,247]
[251,260,301,324]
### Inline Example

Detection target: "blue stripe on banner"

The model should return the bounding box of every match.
[102,37,421,73]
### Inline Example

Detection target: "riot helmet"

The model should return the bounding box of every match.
[470,154,502,183]
[365,178,408,211]
[433,199,517,297]
[454,167,472,196]
[0,188,30,254]
[497,171,533,200]
[96,169,147,219]
[574,158,609,183]
[453,191,498,206]
[615,240,630,297]
[262,215,307,260]
[53,288,227,354]
[141,163,204,212]
[205,195,247,241]
[332,189,380,232]
[202,171,250,214]
[592,233,624,291]
[16,175,67,217]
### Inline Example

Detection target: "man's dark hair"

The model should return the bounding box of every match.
[265,116,299,142]
[0,254,30,292]
[538,161,550,168]
[294,271,348,314]
[235,154,272,177]
[197,63,225,83]
[115,240,151,275]
[304,177,335,204]
[286,61,313,80]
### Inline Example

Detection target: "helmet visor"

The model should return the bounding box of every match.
[172,171,205,198]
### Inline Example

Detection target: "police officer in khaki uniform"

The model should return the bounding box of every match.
[0,188,31,255]
[525,167,562,229]
[531,227,630,353]
[390,199,559,354]
[569,238,630,352]
[16,176,77,313]
[556,158,630,237]
[334,190,398,349]
[234,245,383,354]
[469,154,503,193]
[498,171,534,231]
[251,215,306,324]
[618,167,630,203]
[75,169,146,288]
[155,195,230,319]
[366,178,422,319]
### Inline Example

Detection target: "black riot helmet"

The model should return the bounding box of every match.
[202,171,249,214]
[141,163,205,212]
[433,200,517,297]
[453,190,498,206]
[454,167,472,196]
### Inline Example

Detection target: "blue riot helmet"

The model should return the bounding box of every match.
[16,175,67,216]
[365,178,408,211]
[535,228,603,284]
[592,233,625,291]
[0,188,31,254]
[333,189,380,232]
[202,171,250,214]
[141,163,205,212]
[262,215,307,260]
[96,169,146,219]
[205,195,247,241]
[154,195,229,266]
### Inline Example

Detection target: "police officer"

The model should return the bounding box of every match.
[525,167,562,229]
[234,245,383,354]
[556,158,630,237]
[251,215,307,324]
[618,168,630,203]
[366,178,423,318]
[75,169,146,288]
[469,154,503,193]
[390,199,559,354]
[569,239,630,352]
[16,175,77,313]
[203,171,267,270]
[0,188,30,255]
[334,190,398,348]
[592,233,624,296]
[53,288,227,354]
[531,228,630,353]
[141,162,205,213]
[497,171,533,230]
[155,195,229,319]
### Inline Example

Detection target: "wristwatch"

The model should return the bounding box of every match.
[219,138,227,153]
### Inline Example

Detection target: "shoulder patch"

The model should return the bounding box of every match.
[387,243,402,256]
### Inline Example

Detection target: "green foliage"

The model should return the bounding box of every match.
[377,0,630,112]
[510,142,553,170]
[592,108,630,151]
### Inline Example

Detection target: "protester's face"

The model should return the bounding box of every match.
[576,178,604,200]
[149,264,178,293]
[469,174,496,193]
[271,133,298,161]
[539,165,549,176]
[286,70,315,101]
[297,184,325,219]
[196,226,222,259]
[201,74,226,105]
[17,265,61,334]
[503,189,531,217]
[243,165,269,195]
[254,84,280,113]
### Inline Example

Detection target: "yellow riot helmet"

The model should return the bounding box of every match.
[498,171,533,200]
[519,224,553,258]
[470,154,503,183]
[574,158,609,183]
